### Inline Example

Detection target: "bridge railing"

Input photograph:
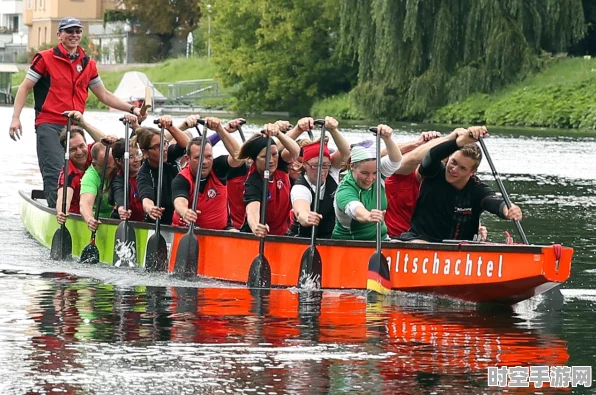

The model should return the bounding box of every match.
[154,79,229,104]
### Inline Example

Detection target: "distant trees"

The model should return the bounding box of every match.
[117,0,202,61]
[211,0,356,114]
[339,0,587,119]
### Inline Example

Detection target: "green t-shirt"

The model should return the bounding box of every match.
[332,171,387,240]
[80,165,113,218]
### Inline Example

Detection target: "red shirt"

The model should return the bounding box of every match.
[31,44,99,126]
[385,172,421,237]
[57,143,94,214]
[172,166,229,230]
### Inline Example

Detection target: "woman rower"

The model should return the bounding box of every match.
[136,116,191,225]
[288,117,350,238]
[332,124,402,240]
[110,133,144,222]
[238,123,300,237]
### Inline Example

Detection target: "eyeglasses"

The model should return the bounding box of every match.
[62,28,82,35]
[148,141,169,151]
[305,163,332,170]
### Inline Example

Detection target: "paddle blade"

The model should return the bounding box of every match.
[145,233,168,272]
[367,252,391,295]
[113,222,137,267]
[50,226,72,261]
[80,243,100,265]
[173,233,198,278]
[247,254,271,289]
[297,246,322,289]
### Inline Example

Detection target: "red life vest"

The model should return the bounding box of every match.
[385,172,421,237]
[227,175,246,229]
[127,177,144,222]
[172,166,229,230]
[57,143,94,214]
[33,44,98,126]
[258,168,292,236]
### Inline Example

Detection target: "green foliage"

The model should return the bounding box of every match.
[103,9,134,24]
[311,92,365,120]
[117,0,201,60]
[339,0,587,120]
[431,57,596,129]
[211,0,355,114]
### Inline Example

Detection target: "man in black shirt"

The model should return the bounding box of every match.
[401,126,523,242]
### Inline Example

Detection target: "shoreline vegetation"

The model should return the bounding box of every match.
[11,56,596,134]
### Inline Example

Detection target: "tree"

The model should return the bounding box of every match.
[339,0,586,120]
[117,0,201,60]
[211,0,355,114]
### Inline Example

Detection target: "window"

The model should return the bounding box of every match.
[38,0,44,9]
[11,16,18,33]
[37,27,41,46]
[27,0,32,9]
[44,27,47,43]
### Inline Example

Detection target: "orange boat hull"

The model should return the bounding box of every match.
[167,229,572,304]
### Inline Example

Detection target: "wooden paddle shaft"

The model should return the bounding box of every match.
[60,114,71,217]
[310,120,326,245]
[188,120,208,231]
[477,137,529,244]
[123,121,130,212]
[375,130,382,252]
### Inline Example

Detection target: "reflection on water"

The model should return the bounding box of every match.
[0,281,573,394]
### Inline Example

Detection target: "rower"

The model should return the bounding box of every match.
[288,116,351,239]
[399,126,522,242]
[80,143,117,232]
[56,111,114,225]
[171,117,245,230]
[332,124,402,240]
[238,123,300,237]
[110,133,145,222]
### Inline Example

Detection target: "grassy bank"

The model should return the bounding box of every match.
[12,57,234,110]
[311,57,596,130]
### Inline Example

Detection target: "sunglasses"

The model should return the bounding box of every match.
[62,28,82,35]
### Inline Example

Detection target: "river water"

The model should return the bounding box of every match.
[0,108,595,394]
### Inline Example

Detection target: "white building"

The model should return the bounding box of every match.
[0,0,28,62]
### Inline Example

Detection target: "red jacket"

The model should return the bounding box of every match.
[31,44,99,126]
[172,166,229,230]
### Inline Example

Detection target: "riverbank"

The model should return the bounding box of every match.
[312,57,596,131]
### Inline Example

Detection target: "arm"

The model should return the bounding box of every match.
[395,132,456,175]
[137,167,163,220]
[56,186,74,224]
[79,192,97,229]
[276,132,300,163]
[172,175,196,224]
[285,117,313,141]
[159,115,191,150]
[246,201,262,233]
[325,117,351,169]
[9,79,36,140]
[336,184,384,224]
[90,84,144,118]
[65,111,106,142]
[291,185,321,227]
[378,125,402,177]
[205,117,243,167]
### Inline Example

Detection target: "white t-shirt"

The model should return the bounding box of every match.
[290,167,340,205]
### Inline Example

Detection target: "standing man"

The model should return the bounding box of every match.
[8,17,146,208]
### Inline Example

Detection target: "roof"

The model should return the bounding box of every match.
[0,64,19,73]
[113,71,167,103]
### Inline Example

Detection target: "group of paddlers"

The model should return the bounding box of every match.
[46,113,523,244]
[7,16,522,244]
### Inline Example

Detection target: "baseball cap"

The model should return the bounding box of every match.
[58,17,83,31]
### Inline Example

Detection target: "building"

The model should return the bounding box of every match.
[22,0,117,50]
[0,0,28,62]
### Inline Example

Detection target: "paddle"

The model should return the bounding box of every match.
[297,119,326,289]
[173,119,208,278]
[247,135,273,289]
[477,136,529,244]
[366,127,391,295]
[237,120,246,143]
[80,142,112,265]
[113,119,137,268]
[50,112,73,261]
[140,86,152,115]
[145,120,169,272]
